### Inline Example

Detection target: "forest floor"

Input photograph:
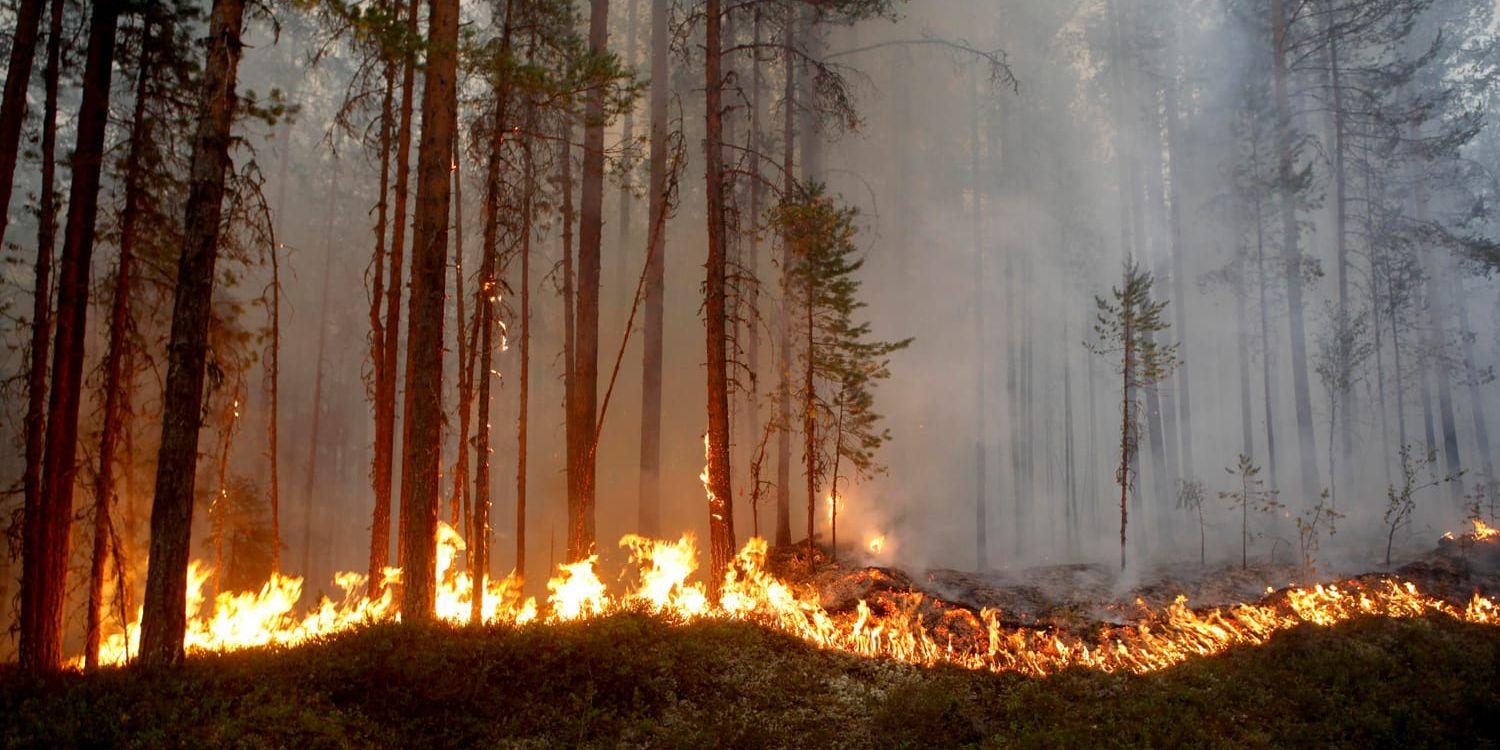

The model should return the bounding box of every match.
[0,610,1496,748]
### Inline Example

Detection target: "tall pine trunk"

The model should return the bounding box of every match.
[21,0,120,675]
[1162,41,1195,484]
[516,93,536,580]
[87,14,154,668]
[17,0,62,669]
[560,121,577,543]
[473,0,516,615]
[372,0,420,585]
[1451,275,1495,491]
[704,0,736,585]
[743,5,764,507]
[616,0,638,310]
[774,14,796,548]
[451,134,472,532]
[398,0,460,619]
[268,238,282,572]
[138,0,247,667]
[1252,142,1281,493]
[301,167,337,577]
[637,0,668,538]
[1271,0,1321,505]
[970,70,987,571]
[1323,0,1354,496]
[366,36,396,593]
[569,0,609,560]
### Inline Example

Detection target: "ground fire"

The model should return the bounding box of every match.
[79,519,1498,677]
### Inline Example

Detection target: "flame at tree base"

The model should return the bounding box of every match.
[82,522,1498,676]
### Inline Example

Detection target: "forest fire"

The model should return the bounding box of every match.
[79,523,1499,676]
[1473,519,1498,542]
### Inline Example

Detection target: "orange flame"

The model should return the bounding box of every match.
[1473,519,1498,542]
[80,526,1499,676]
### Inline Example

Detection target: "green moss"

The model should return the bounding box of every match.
[1,614,1495,749]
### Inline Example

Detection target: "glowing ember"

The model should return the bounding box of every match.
[80,523,1499,677]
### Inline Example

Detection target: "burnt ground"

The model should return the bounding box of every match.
[767,528,1500,635]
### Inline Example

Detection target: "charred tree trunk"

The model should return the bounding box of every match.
[86,15,154,668]
[138,0,246,667]
[704,0,736,585]
[637,0,668,538]
[398,0,460,620]
[0,0,45,250]
[20,0,120,675]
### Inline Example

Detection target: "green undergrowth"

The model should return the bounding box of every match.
[1,612,1496,749]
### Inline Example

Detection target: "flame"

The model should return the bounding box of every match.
[546,556,608,622]
[1473,519,1498,542]
[868,535,886,555]
[620,534,709,617]
[80,524,1499,676]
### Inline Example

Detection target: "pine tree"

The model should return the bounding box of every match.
[1088,259,1179,571]
[139,0,249,667]
[774,185,910,566]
